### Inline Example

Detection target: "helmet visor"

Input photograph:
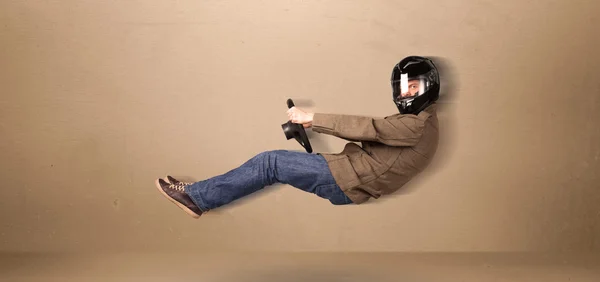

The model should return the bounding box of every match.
[391,68,438,103]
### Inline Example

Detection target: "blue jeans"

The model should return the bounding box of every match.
[184,150,353,211]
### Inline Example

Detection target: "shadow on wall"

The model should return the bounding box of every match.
[430,56,461,106]
[379,56,461,199]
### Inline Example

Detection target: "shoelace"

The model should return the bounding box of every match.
[169,177,193,186]
[169,183,187,192]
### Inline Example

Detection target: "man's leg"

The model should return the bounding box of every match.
[183,150,353,212]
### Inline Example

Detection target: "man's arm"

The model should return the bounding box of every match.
[310,113,426,147]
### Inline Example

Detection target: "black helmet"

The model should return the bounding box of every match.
[391,56,440,115]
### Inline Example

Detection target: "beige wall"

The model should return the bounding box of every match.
[1,0,599,253]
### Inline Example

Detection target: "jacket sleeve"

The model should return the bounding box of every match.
[311,113,427,146]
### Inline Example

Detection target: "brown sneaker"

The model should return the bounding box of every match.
[165,175,193,186]
[155,178,203,219]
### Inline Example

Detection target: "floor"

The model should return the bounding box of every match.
[1,252,599,282]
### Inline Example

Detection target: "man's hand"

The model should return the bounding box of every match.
[287,107,314,128]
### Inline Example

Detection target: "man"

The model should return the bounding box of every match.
[155,55,440,219]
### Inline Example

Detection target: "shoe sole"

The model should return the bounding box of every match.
[155,179,201,219]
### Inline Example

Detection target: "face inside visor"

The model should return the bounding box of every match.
[393,74,428,102]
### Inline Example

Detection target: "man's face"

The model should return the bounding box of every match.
[400,79,421,98]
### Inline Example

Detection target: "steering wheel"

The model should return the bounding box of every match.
[281,99,313,153]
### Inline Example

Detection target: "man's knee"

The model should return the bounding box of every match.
[253,150,278,160]
[250,150,287,169]
[254,150,287,160]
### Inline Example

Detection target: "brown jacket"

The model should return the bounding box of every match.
[311,103,439,204]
